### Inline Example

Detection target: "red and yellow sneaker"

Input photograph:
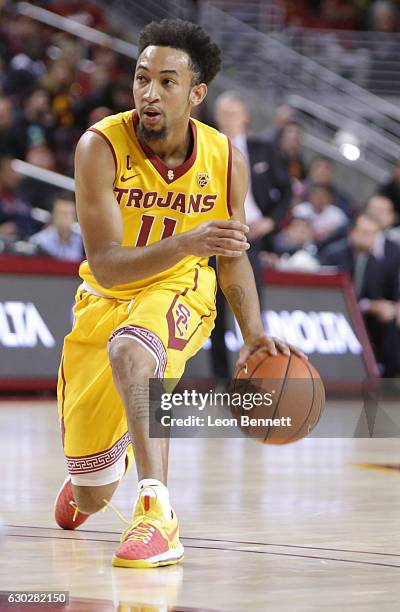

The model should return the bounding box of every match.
[112,488,184,568]
[54,477,90,530]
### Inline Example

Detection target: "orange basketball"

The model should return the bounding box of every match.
[231,352,325,444]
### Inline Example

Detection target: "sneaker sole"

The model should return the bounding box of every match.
[112,553,184,568]
[112,544,184,569]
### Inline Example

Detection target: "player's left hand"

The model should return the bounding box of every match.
[236,335,307,370]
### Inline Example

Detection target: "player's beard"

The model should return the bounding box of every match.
[137,120,168,142]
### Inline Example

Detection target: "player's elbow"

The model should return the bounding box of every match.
[87,256,114,289]
[92,268,114,289]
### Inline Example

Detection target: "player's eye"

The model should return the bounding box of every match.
[135,74,146,82]
[163,79,174,86]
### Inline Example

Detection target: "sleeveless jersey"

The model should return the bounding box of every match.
[79,110,232,299]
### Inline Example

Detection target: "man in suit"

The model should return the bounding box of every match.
[320,213,399,377]
[214,91,293,253]
[365,194,400,255]
[209,91,292,380]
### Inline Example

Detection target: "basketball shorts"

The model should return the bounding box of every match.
[57,264,216,486]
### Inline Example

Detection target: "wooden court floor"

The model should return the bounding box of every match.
[1,400,400,611]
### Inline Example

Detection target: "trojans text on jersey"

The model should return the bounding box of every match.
[114,188,217,213]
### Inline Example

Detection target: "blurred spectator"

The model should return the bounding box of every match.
[364,193,400,262]
[19,145,59,211]
[366,2,400,88]
[263,105,298,141]
[214,91,292,285]
[29,192,83,261]
[320,213,400,376]
[211,91,292,380]
[306,156,353,217]
[74,47,130,128]
[293,182,348,247]
[378,160,400,221]
[278,121,307,182]
[15,88,56,155]
[305,0,360,30]
[365,194,398,235]
[0,95,24,158]
[51,34,83,72]
[25,144,56,173]
[273,213,317,256]
[273,105,298,130]
[369,0,399,32]
[2,16,47,99]
[284,0,361,29]
[92,47,121,81]
[108,78,134,114]
[0,155,39,241]
[41,59,76,128]
[278,121,307,207]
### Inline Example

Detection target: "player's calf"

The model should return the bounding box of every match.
[71,480,120,515]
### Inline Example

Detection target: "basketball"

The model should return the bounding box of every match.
[232,352,325,444]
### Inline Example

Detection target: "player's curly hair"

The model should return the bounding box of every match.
[138,19,222,85]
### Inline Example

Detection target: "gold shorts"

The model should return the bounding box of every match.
[57,264,216,485]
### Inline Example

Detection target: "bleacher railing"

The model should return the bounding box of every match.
[17,2,138,57]
[284,27,400,98]
[12,160,75,192]
[199,2,400,176]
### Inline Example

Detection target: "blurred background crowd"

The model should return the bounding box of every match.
[0,0,399,376]
[281,0,400,30]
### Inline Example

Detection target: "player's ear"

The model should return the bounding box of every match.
[190,83,207,107]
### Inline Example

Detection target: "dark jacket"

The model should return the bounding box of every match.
[246,136,292,226]
[320,237,400,301]
[378,181,400,221]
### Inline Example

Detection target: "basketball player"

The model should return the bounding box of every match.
[54,19,302,568]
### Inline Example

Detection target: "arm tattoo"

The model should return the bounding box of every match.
[127,383,149,420]
[225,284,246,329]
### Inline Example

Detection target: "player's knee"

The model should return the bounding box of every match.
[72,481,118,515]
[109,339,156,381]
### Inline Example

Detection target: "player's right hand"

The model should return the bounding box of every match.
[179,220,250,258]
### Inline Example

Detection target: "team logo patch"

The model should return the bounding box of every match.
[197,172,210,188]
[167,169,175,181]
[175,303,191,337]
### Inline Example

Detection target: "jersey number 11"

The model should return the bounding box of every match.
[135,214,177,247]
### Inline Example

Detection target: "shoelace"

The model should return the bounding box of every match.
[69,500,80,523]
[102,498,162,543]
[68,495,159,545]
[68,497,126,524]
[126,523,154,543]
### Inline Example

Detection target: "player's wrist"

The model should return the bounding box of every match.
[174,233,191,258]
[242,329,265,345]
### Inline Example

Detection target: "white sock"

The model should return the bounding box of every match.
[138,478,172,521]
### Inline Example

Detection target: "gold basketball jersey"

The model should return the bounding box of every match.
[79,110,232,299]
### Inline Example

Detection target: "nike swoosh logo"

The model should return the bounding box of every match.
[120,173,140,182]
[167,524,179,542]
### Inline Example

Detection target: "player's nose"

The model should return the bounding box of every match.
[142,81,161,102]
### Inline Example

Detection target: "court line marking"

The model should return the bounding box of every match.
[5,524,400,559]
[5,529,400,569]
